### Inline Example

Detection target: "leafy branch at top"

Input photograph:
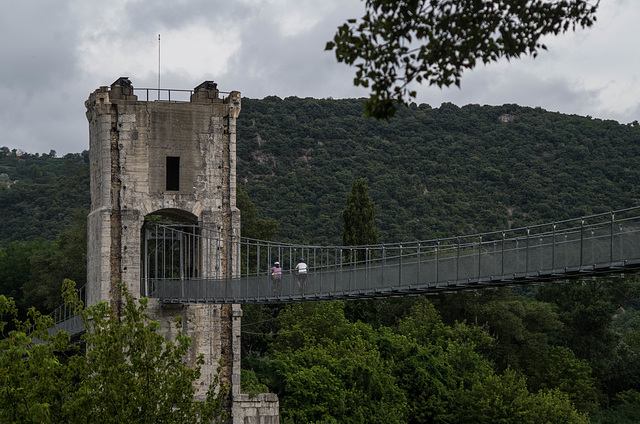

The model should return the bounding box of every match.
[326,0,599,119]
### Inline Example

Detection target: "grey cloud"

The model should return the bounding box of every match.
[123,1,252,37]
[412,66,611,121]
[3,0,640,155]
[220,2,365,99]
[0,1,78,89]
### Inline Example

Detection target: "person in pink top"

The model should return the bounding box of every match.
[271,261,282,295]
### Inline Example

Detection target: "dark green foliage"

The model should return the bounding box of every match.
[535,277,640,400]
[237,98,640,246]
[0,281,225,423]
[326,0,598,119]
[241,369,269,396]
[0,242,32,304]
[342,178,378,249]
[0,150,89,246]
[24,209,87,314]
[435,289,563,373]
[536,280,628,362]
[240,303,282,371]
[527,346,599,412]
[267,300,589,423]
[429,289,603,412]
[0,239,49,319]
[0,209,87,318]
[237,185,280,276]
[590,390,640,424]
[238,185,279,241]
[269,302,410,423]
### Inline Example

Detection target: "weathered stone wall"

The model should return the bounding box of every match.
[233,394,280,424]
[144,300,242,400]
[86,83,242,299]
[85,79,278,423]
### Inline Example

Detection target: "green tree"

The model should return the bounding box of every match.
[590,390,640,424]
[0,280,225,423]
[270,302,408,423]
[434,289,562,372]
[342,178,378,259]
[0,295,77,423]
[535,277,639,361]
[268,298,589,423]
[24,209,87,313]
[326,0,599,119]
[453,369,589,424]
[394,299,495,422]
[0,239,48,318]
[238,185,279,241]
[535,277,640,400]
[341,178,380,325]
[433,288,602,411]
[0,151,89,246]
[527,346,598,412]
[394,298,588,421]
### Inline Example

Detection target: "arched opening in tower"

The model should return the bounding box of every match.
[141,208,203,300]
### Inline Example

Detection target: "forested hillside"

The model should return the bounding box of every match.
[237,97,640,244]
[2,99,640,247]
[0,149,89,246]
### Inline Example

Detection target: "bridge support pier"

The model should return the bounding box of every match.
[85,78,278,423]
[145,301,243,402]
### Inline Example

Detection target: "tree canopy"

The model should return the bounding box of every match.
[0,150,89,246]
[0,281,225,424]
[326,0,600,119]
[267,300,590,423]
[342,178,378,258]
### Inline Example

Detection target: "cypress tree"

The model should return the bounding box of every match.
[342,178,378,261]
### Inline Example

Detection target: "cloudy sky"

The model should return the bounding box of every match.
[1,0,637,156]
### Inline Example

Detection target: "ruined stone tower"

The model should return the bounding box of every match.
[85,78,278,423]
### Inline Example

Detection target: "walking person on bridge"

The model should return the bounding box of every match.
[271,261,282,295]
[295,258,308,293]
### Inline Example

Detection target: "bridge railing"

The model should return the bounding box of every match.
[143,207,640,303]
[40,207,640,340]
[132,88,231,102]
[34,284,86,339]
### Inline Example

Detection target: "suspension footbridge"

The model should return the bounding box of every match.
[50,207,640,337]
[146,207,640,303]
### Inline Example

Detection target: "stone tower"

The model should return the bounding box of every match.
[85,78,278,423]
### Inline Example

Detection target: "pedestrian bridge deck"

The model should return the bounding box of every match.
[150,208,640,304]
[50,207,640,337]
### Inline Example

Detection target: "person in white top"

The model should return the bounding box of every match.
[295,258,308,293]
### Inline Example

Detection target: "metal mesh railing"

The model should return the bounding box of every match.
[42,207,640,339]
[144,207,640,304]
[132,88,231,102]
[34,285,86,339]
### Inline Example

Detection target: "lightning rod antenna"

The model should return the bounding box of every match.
[158,34,161,98]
